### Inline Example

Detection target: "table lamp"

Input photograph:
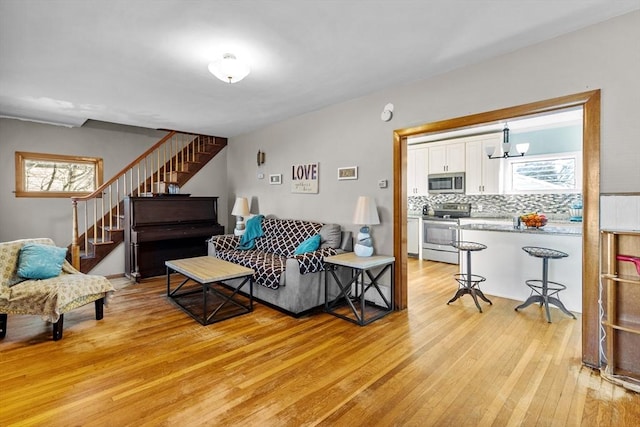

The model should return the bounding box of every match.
[231,197,250,236]
[353,196,380,257]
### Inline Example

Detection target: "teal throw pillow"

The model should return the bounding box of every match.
[17,243,67,280]
[294,234,321,255]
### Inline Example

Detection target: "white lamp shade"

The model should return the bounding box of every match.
[353,196,380,225]
[231,197,250,216]
[516,143,530,154]
[208,53,250,84]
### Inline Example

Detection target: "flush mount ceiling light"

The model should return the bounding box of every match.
[208,53,250,84]
[486,123,529,159]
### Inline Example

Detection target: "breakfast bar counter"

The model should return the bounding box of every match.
[459,223,581,236]
[457,223,582,314]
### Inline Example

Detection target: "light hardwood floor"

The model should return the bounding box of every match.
[1,259,639,426]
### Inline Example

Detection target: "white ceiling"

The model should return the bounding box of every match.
[1,0,639,138]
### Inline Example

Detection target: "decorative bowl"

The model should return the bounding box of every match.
[520,213,548,228]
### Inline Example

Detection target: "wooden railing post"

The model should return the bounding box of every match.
[71,199,80,269]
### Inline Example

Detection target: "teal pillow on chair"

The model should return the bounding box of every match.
[17,243,67,280]
[294,234,321,255]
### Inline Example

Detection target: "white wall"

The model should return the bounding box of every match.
[0,119,229,275]
[228,11,640,256]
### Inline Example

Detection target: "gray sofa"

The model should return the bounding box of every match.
[208,217,352,316]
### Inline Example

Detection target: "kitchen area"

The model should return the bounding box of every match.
[407,108,585,312]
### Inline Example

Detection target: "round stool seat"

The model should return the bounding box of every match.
[452,241,487,252]
[522,246,568,259]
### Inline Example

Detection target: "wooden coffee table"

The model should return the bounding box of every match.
[165,256,254,325]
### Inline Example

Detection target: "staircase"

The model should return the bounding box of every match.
[70,131,227,273]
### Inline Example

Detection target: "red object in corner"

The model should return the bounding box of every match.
[617,255,640,276]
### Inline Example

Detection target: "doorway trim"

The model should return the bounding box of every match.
[392,89,600,367]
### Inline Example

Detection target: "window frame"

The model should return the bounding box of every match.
[14,151,104,198]
[503,151,582,194]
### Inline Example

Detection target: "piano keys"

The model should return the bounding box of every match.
[124,196,224,280]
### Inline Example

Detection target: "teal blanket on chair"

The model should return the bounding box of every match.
[238,215,265,250]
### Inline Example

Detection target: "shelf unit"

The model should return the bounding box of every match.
[600,229,640,392]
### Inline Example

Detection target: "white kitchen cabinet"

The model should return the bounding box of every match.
[428,141,465,173]
[408,145,428,195]
[408,217,420,256]
[465,134,501,194]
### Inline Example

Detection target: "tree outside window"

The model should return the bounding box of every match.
[15,151,103,198]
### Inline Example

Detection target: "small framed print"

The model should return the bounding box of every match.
[269,174,282,185]
[337,166,358,180]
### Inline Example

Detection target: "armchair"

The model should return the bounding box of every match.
[0,238,115,341]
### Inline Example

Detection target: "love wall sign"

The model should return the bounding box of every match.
[291,163,319,194]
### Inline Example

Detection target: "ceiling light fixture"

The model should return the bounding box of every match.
[208,53,250,84]
[486,123,529,159]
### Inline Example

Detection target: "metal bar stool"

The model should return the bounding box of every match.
[515,246,576,323]
[448,241,492,313]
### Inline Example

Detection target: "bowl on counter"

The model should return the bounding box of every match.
[520,213,548,229]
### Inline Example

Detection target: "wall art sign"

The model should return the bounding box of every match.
[291,162,319,193]
[337,166,358,180]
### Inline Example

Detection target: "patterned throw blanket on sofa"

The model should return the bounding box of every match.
[211,218,340,289]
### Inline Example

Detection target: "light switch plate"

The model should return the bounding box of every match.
[257,173,265,179]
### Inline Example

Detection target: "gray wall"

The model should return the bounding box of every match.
[0,119,228,275]
[228,11,640,256]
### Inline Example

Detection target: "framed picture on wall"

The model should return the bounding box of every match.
[338,166,358,180]
[269,174,282,185]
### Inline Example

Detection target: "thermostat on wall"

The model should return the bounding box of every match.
[378,179,388,188]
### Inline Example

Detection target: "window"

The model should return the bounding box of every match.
[505,151,582,193]
[15,151,104,198]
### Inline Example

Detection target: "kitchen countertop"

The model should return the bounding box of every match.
[458,222,581,236]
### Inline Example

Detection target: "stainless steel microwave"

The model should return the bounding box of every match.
[428,172,465,194]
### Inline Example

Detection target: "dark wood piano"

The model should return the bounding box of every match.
[124,196,224,281]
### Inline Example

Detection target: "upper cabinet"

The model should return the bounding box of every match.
[408,145,428,195]
[428,142,465,173]
[466,134,502,195]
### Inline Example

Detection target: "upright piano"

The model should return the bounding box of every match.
[124,196,224,280]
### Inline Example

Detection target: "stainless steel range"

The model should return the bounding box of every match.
[422,202,471,264]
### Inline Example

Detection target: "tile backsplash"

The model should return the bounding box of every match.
[409,193,583,220]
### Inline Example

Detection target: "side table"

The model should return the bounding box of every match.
[324,253,395,325]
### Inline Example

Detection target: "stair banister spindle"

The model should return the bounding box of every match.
[84,202,88,257]
[71,200,80,269]
[170,135,175,177]
[143,156,148,194]
[116,178,120,230]
[164,140,168,184]
[93,199,97,247]
[176,135,184,176]
[157,150,161,192]
[100,192,105,243]
[108,186,113,231]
